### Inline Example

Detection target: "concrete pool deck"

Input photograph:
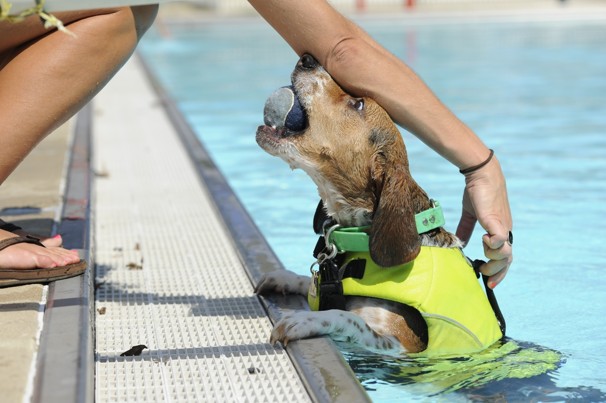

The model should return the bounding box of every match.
[0,114,86,402]
[1,2,606,402]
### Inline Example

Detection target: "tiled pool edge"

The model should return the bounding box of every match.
[138,53,371,403]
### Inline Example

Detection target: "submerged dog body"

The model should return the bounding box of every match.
[256,54,501,356]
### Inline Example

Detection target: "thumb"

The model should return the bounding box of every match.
[480,216,509,250]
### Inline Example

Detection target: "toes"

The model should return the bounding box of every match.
[31,253,59,269]
[255,273,287,295]
[9,228,63,248]
[40,235,62,248]
[48,248,81,266]
[270,314,317,346]
[270,318,291,345]
[255,275,277,295]
[256,271,310,296]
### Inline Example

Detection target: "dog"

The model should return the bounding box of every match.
[255,54,504,357]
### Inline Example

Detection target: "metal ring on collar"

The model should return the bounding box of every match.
[323,223,342,251]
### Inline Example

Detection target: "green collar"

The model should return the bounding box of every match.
[327,200,445,252]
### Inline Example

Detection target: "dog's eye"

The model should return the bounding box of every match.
[350,98,365,112]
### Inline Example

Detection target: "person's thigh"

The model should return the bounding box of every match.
[0,9,126,54]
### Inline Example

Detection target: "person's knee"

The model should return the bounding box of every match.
[131,4,159,39]
[105,5,158,42]
[77,6,157,55]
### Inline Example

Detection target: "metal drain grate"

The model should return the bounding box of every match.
[93,57,310,402]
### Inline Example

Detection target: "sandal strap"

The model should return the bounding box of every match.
[0,219,23,233]
[0,235,45,251]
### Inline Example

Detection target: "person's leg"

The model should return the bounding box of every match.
[0,5,158,183]
[0,5,158,273]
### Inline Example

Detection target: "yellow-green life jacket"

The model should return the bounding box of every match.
[308,246,503,357]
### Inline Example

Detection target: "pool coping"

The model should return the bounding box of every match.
[31,104,95,403]
[138,54,371,403]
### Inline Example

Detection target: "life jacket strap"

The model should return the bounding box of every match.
[311,233,347,310]
[472,259,507,337]
[317,256,346,311]
[342,259,366,279]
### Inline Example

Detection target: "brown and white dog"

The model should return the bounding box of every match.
[255,54,498,356]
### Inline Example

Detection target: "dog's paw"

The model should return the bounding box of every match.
[270,311,327,346]
[255,270,310,296]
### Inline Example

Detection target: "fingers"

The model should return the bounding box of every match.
[487,264,509,288]
[478,258,511,289]
[480,232,513,288]
[455,211,476,247]
[482,232,511,259]
[456,187,512,288]
[456,189,476,246]
[459,155,513,288]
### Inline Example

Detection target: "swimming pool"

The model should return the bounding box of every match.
[139,13,606,401]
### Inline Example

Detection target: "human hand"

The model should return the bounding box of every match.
[456,155,513,288]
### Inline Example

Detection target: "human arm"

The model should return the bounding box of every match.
[248,0,512,286]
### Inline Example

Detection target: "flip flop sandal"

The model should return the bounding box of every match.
[0,219,23,233]
[0,236,87,288]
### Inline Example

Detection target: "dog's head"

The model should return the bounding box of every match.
[257,54,423,267]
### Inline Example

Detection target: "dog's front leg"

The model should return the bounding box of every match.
[255,270,311,296]
[270,310,405,355]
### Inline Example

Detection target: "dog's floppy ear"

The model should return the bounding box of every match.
[369,137,421,267]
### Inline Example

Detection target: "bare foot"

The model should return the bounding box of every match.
[0,229,80,270]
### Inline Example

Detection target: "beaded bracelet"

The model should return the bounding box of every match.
[459,149,494,175]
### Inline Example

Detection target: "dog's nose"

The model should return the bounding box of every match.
[299,54,319,69]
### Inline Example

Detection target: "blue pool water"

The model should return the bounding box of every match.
[139,15,606,401]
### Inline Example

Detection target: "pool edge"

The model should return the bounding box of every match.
[31,104,95,403]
